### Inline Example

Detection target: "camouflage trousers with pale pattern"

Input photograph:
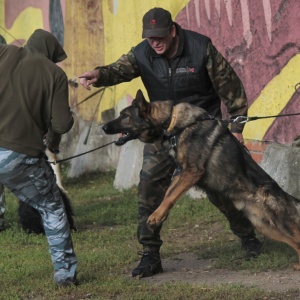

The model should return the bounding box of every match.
[0,147,77,283]
[0,183,5,230]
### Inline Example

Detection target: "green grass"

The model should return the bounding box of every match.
[0,170,298,299]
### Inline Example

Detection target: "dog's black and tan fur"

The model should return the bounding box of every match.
[18,188,76,234]
[103,90,300,270]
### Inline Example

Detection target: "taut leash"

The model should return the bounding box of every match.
[48,140,118,165]
[230,112,300,124]
[71,87,106,109]
[49,111,300,164]
[230,81,300,125]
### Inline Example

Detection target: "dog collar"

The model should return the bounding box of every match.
[166,106,177,133]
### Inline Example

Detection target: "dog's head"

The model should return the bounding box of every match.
[102,90,173,145]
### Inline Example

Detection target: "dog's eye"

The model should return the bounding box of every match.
[121,114,129,119]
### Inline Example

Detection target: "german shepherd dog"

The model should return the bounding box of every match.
[102,89,300,271]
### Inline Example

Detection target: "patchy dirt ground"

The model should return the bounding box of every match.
[130,253,300,294]
[122,196,300,296]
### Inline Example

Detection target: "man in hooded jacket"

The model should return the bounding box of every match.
[0,29,77,286]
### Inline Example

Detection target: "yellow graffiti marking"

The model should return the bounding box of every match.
[99,0,189,118]
[0,2,43,44]
[244,54,300,140]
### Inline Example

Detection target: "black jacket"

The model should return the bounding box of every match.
[133,24,222,117]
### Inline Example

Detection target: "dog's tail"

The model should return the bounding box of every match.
[59,188,77,231]
[19,187,77,234]
[46,149,67,193]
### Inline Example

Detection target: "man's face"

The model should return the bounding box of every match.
[146,25,176,56]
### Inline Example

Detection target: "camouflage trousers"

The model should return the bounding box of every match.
[137,141,255,252]
[0,147,77,284]
[0,183,5,230]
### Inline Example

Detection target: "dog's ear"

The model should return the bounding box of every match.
[133,89,149,117]
[135,89,146,104]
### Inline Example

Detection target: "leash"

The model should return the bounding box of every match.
[48,140,118,165]
[230,112,300,124]
[0,25,24,46]
[47,84,113,164]
[231,82,300,124]
[48,109,300,164]
[70,87,107,109]
[83,88,107,145]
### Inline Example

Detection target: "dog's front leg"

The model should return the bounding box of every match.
[147,170,202,231]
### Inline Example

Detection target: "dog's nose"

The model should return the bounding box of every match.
[102,124,108,133]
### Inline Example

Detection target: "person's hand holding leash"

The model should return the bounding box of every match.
[78,69,101,90]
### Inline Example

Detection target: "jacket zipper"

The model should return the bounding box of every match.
[168,60,173,99]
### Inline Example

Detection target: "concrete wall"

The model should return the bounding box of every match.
[260,141,300,199]
[1,0,299,177]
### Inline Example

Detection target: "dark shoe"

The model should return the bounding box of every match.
[241,236,263,260]
[132,252,163,278]
[56,278,79,287]
[0,220,5,232]
[55,272,79,287]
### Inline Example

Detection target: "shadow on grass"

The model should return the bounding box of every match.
[196,236,297,272]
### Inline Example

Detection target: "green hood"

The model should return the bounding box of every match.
[25,29,67,63]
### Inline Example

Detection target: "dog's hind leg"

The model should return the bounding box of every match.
[285,242,300,271]
[280,239,300,271]
[287,237,300,271]
[257,226,300,271]
[294,253,300,271]
[278,241,300,271]
[147,168,203,230]
[277,238,300,271]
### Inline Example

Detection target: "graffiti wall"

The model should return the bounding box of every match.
[176,0,300,144]
[1,0,299,174]
[0,0,65,46]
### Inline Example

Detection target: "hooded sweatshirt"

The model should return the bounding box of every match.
[0,29,73,156]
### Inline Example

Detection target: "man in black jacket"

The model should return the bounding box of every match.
[79,7,262,278]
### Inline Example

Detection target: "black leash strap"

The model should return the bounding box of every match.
[231,112,300,124]
[71,87,106,109]
[49,140,117,165]
[48,110,300,164]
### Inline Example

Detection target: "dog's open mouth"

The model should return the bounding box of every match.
[115,132,134,146]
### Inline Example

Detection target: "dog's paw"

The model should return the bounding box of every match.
[293,264,300,271]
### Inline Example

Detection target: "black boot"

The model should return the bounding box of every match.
[241,236,263,260]
[132,252,163,278]
[55,271,79,287]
